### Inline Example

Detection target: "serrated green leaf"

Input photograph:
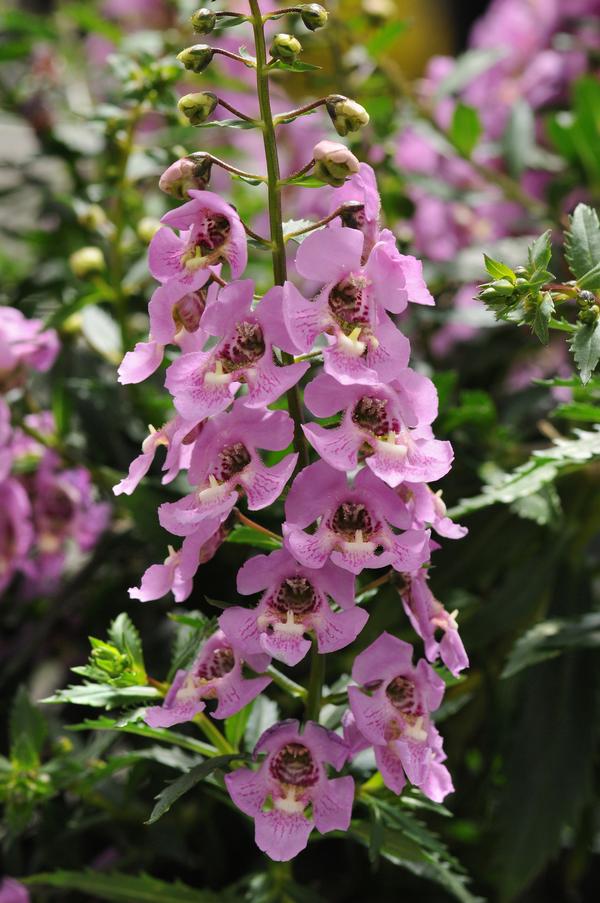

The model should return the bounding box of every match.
[449,103,482,158]
[146,754,248,824]
[449,427,600,517]
[10,688,47,768]
[577,259,600,290]
[569,319,600,384]
[24,870,222,902]
[42,684,160,708]
[502,612,600,678]
[108,612,145,670]
[483,254,515,282]
[532,292,554,344]
[565,204,600,281]
[527,230,553,271]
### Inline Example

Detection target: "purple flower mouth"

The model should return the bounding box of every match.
[351,395,398,437]
[328,275,369,329]
[219,321,266,372]
[269,576,319,617]
[270,742,319,787]
[385,675,421,714]
[196,644,235,680]
[329,501,378,541]
[215,442,252,481]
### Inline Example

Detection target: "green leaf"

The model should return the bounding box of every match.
[68,716,215,757]
[10,688,47,768]
[365,20,409,57]
[225,524,282,550]
[146,754,248,824]
[269,59,321,72]
[502,612,600,678]
[195,118,259,130]
[565,204,600,281]
[569,319,600,384]
[483,254,515,282]
[24,870,222,903]
[577,259,600,291]
[449,103,482,158]
[449,426,600,517]
[434,48,505,97]
[42,684,160,708]
[552,401,600,422]
[224,700,254,749]
[532,291,554,344]
[283,218,319,244]
[218,15,247,28]
[502,100,535,177]
[108,612,145,671]
[527,230,553,271]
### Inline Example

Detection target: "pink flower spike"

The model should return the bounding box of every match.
[144,629,271,727]
[129,527,218,603]
[165,280,308,422]
[284,460,429,575]
[220,548,364,667]
[398,482,468,540]
[148,190,247,298]
[224,719,353,861]
[348,631,452,801]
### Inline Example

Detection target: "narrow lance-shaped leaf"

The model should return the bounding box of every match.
[146,754,250,824]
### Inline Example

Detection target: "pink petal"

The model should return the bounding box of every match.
[286,526,332,570]
[113,449,155,496]
[282,282,329,354]
[375,745,407,795]
[158,492,237,537]
[117,341,164,385]
[347,685,388,746]
[256,286,301,355]
[303,722,350,771]
[213,671,271,719]
[295,226,364,283]
[148,226,184,283]
[388,529,431,571]
[420,760,454,803]
[245,358,309,409]
[236,549,288,595]
[284,460,346,528]
[225,766,268,817]
[352,631,414,685]
[254,810,313,861]
[303,371,350,418]
[313,605,368,654]
[260,630,311,666]
[219,606,263,657]
[312,775,355,834]
[241,454,297,510]
[302,421,360,472]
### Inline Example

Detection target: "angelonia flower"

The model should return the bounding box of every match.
[0,878,30,903]
[118,5,467,863]
[0,309,108,599]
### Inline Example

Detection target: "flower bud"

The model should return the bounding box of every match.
[313,140,360,187]
[177,91,218,126]
[77,204,107,231]
[191,7,217,34]
[69,246,105,278]
[159,155,213,199]
[325,94,370,136]
[270,33,302,63]
[177,44,214,73]
[300,3,328,30]
[137,217,161,242]
[578,290,596,306]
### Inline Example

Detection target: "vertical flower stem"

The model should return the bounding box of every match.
[305,640,325,722]
[249,0,310,469]
[193,712,235,754]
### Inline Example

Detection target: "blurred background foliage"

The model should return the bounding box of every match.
[1,1,600,901]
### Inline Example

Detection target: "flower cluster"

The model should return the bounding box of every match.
[0,308,109,598]
[118,1,468,862]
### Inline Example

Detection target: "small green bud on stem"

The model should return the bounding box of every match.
[177,91,218,125]
[69,247,105,278]
[270,33,303,62]
[191,8,217,34]
[300,3,328,30]
[325,94,370,136]
[177,44,214,73]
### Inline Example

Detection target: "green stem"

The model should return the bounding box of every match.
[249,0,310,469]
[267,666,308,700]
[194,712,235,754]
[305,640,325,722]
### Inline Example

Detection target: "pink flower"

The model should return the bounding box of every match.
[347,632,453,801]
[0,478,33,595]
[165,280,308,421]
[0,306,58,387]
[284,460,430,575]
[400,570,468,677]
[219,547,367,666]
[328,162,382,253]
[225,719,353,861]
[113,416,201,496]
[117,283,217,385]
[303,371,453,487]
[397,482,468,540]
[148,191,247,301]
[158,400,297,535]
[0,878,30,903]
[144,629,270,726]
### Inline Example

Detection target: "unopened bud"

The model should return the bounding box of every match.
[177,91,218,125]
[578,290,596,306]
[325,94,370,137]
[300,4,328,30]
[159,155,213,199]
[177,44,214,73]
[313,139,360,187]
[191,8,217,34]
[270,33,302,63]
[137,217,161,242]
[77,204,107,231]
[69,246,105,278]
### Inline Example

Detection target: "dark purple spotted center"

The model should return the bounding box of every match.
[219,321,265,373]
[352,395,399,437]
[269,576,318,616]
[330,501,377,540]
[215,442,251,481]
[199,214,231,254]
[328,276,369,330]
[270,742,319,787]
[385,675,421,714]
[196,645,235,680]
